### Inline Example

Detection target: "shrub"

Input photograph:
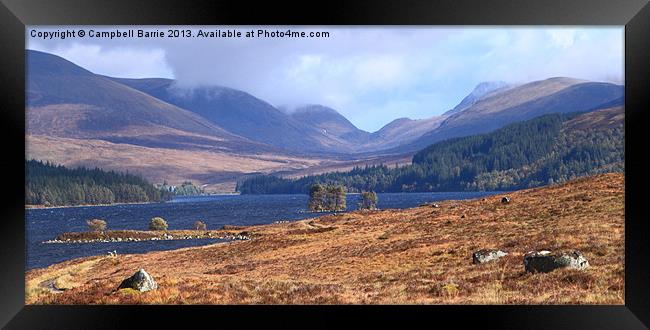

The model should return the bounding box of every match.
[86,219,107,232]
[149,217,168,231]
[359,191,378,210]
[193,220,207,231]
[308,184,346,212]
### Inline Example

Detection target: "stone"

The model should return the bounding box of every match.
[523,250,589,273]
[501,196,511,204]
[472,249,508,264]
[117,269,158,292]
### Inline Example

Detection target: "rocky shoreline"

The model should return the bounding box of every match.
[43,232,251,244]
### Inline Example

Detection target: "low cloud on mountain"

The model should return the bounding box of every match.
[27,27,623,131]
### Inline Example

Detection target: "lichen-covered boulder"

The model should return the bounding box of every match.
[523,250,589,273]
[118,269,158,292]
[472,249,508,264]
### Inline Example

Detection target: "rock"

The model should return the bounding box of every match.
[118,269,158,292]
[501,196,511,204]
[419,202,441,208]
[472,249,508,264]
[523,250,589,273]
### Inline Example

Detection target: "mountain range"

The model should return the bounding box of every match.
[25,49,624,191]
[237,105,624,194]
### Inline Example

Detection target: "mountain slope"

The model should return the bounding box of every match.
[404,77,623,151]
[236,106,624,194]
[364,116,446,151]
[26,50,277,154]
[443,81,511,116]
[109,78,357,154]
[290,105,371,144]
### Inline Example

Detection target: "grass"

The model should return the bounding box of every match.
[26,173,624,305]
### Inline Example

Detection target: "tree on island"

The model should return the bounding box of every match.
[328,185,347,211]
[308,184,326,212]
[149,217,168,231]
[308,184,346,212]
[86,219,107,233]
[359,191,378,210]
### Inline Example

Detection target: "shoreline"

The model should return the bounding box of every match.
[26,190,510,210]
[25,200,165,210]
[46,229,252,244]
[24,173,625,304]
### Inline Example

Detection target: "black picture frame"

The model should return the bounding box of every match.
[1,0,649,328]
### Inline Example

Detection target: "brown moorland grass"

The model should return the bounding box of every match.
[25,173,624,305]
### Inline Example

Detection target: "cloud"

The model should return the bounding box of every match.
[26,26,623,131]
[29,41,174,78]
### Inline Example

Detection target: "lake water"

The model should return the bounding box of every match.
[26,191,501,270]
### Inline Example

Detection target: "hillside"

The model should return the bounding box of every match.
[27,50,269,152]
[26,50,336,190]
[25,160,171,207]
[403,78,623,152]
[443,81,511,116]
[25,173,624,304]
[109,78,358,154]
[26,134,324,192]
[236,106,624,194]
[26,50,624,191]
[290,105,371,145]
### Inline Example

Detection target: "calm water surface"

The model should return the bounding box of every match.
[26,191,501,270]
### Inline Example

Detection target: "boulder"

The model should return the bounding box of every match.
[501,197,511,204]
[472,249,508,264]
[523,250,589,273]
[419,202,440,208]
[117,269,158,292]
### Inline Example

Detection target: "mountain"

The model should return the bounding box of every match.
[443,81,511,116]
[289,105,371,144]
[26,50,625,192]
[349,82,511,152]
[364,116,446,152]
[403,77,623,151]
[109,78,357,154]
[236,106,624,194]
[25,50,330,191]
[26,50,274,153]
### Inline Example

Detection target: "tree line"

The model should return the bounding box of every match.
[236,111,624,194]
[160,181,205,196]
[26,160,173,206]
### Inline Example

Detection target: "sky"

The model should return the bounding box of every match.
[27,26,624,132]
